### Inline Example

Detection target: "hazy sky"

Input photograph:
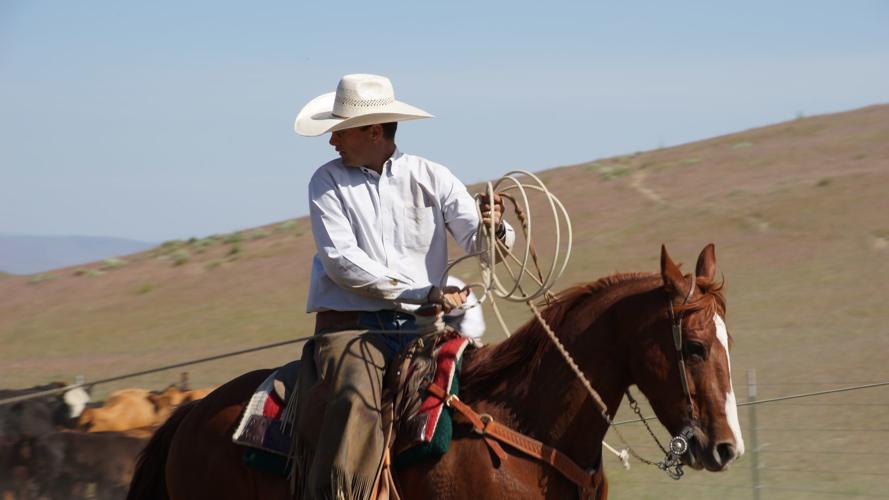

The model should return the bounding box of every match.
[2,1,887,242]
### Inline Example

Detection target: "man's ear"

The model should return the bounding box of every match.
[370,123,384,142]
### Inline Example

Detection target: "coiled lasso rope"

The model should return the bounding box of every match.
[442,170,571,330]
[440,170,630,469]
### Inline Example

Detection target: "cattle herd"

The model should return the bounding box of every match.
[0,381,214,499]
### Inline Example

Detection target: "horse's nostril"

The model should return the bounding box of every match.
[716,442,736,464]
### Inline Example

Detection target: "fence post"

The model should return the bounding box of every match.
[747,369,761,500]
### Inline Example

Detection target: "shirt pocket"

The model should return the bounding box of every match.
[402,206,436,249]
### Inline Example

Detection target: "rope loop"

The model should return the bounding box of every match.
[442,170,572,336]
[441,171,652,466]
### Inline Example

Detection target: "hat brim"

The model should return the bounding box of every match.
[294,92,434,137]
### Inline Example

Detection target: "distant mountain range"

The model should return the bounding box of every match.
[0,234,156,275]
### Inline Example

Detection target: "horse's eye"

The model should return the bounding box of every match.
[686,341,708,360]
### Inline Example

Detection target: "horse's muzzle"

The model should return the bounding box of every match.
[685,429,740,472]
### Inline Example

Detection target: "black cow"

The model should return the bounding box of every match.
[0,383,88,437]
[10,430,148,500]
[0,383,91,499]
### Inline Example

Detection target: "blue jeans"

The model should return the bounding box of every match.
[357,310,418,353]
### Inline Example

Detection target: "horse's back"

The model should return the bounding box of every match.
[166,369,290,500]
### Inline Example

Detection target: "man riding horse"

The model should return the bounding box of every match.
[127,74,743,500]
[292,73,515,500]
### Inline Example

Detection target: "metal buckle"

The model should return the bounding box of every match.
[661,426,695,479]
[472,413,494,435]
[671,322,682,350]
[669,434,689,456]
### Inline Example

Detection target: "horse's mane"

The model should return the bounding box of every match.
[463,273,658,388]
[463,270,726,389]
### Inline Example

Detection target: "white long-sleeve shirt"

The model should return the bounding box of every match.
[306,148,514,313]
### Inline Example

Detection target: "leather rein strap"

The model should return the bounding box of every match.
[425,382,600,492]
[668,273,698,423]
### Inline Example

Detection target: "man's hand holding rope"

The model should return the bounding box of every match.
[478,192,505,237]
[426,285,470,313]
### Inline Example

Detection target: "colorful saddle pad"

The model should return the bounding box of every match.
[232,333,472,471]
[393,333,470,466]
[231,361,300,457]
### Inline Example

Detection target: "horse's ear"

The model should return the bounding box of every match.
[696,243,717,283]
[661,244,690,298]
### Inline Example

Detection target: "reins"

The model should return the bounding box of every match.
[424,381,604,497]
[618,273,699,479]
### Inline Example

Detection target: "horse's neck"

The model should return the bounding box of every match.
[516,326,624,466]
[461,279,657,468]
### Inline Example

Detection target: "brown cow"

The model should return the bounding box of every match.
[77,389,156,433]
[182,387,215,403]
[78,386,216,433]
[148,386,217,423]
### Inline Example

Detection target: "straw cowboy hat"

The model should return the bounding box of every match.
[294,74,433,137]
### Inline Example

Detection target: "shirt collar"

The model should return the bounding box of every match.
[385,147,404,174]
[352,147,403,178]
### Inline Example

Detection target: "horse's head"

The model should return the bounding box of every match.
[630,244,744,472]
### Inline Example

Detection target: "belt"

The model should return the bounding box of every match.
[314,310,362,333]
[314,310,416,334]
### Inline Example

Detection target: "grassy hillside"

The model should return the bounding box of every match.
[2,104,888,498]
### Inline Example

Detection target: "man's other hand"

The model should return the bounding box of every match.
[477,192,503,231]
[428,285,469,313]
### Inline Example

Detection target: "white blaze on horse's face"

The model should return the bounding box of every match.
[714,314,745,458]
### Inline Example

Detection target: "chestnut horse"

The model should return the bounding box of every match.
[128,244,744,500]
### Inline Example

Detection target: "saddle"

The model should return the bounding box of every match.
[233,329,604,500]
[232,329,472,486]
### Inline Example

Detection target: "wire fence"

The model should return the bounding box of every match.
[611,368,889,499]
[4,336,889,497]
[4,333,888,410]
[0,335,313,406]
[610,380,889,426]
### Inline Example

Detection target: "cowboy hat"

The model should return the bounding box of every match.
[294,74,433,137]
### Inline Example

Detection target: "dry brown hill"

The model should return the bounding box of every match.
[2,104,888,497]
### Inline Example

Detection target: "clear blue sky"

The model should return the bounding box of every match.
[2,1,887,242]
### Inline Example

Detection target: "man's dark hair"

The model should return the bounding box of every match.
[359,122,397,140]
[381,122,397,140]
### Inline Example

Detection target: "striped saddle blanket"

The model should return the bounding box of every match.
[231,360,300,457]
[232,332,471,465]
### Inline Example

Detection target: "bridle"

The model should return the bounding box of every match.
[425,271,706,493]
[447,177,705,482]
[663,273,700,477]
[618,273,700,479]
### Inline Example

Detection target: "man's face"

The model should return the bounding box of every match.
[329,126,374,167]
